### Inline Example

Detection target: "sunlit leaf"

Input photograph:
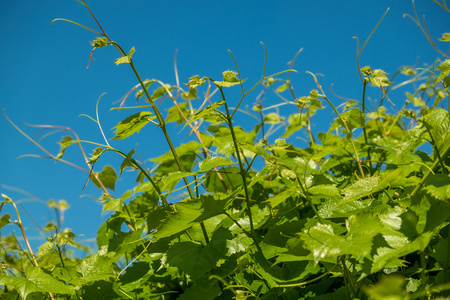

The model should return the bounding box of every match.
[438,32,450,41]
[213,70,246,87]
[91,165,118,191]
[198,156,234,173]
[111,111,156,140]
[187,75,207,88]
[0,266,76,299]
[114,46,135,65]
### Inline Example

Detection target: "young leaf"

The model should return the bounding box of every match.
[0,214,10,230]
[111,111,156,140]
[119,148,135,175]
[89,37,109,48]
[439,32,450,41]
[213,70,246,87]
[436,59,450,82]
[114,46,135,65]
[56,136,73,160]
[187,75,207,88]
[183,101,225,129]
[361,66,392,87]
[91,165,118,191]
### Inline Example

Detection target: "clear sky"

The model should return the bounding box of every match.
[1,1,448,251]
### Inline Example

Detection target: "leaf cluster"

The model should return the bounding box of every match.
[2,1,450,299]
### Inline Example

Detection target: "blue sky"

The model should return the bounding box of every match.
[1,1,448,251]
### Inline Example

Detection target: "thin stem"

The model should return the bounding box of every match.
[354,8,390,82]
[218,86,255,236]
[306,72,365,178]
[361,80,372,170]
[410,141,450,198]
[275,263,338,287]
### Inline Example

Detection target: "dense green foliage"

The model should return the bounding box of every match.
[1,1,450,299]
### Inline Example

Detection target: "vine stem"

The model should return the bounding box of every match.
[218,86,255,235]
[74,1,210,244]
[306,72,365,178]
[2,195,56,300]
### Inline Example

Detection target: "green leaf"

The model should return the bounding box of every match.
[439,32,450,41]
[153,200,203,239]
[265,185,299,208]
[91,165,118,191]
[119,149,135,175]
[213,70,246,87]
[181,87,198,100]
[187,75,207,88]
[149,84,172,101]
[227,233,253,255]
[436,59,450,82]
[363,275,406,300]
[264,112,283,124]
[361,66,392,87]
[406,92,425,107]
[88,147,105,164]
[167,228,230,281]
[423,108,450,152]
[151,140,201,176]
[166,102,189,125]
[114,46,135,65]
[205,166,243,193]
[282,113,306,138]
[424,174,450,200]
[341,176,381,203]
[177,278,222,300]
[198,156,234,173]
[111,111,155,140]
[0,213,10,230]
[56,136,73,160]
[329,107,364,132]
[89,37,109,48]
[160,171,196,191]
[183,101,225,129]
[0,266,75,299]
[74,246,115,284]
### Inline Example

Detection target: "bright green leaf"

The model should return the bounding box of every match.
[187,75,207,88]
[114,46,135,65]
[439,32,450,41]
[111,111,155,140]
[198,156,234,173]
[91,165,118,191]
